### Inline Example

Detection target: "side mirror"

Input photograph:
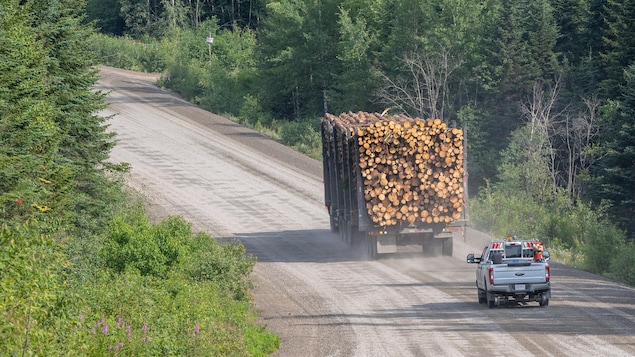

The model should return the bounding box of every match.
[467,253,475,263]
[542,251,550,261]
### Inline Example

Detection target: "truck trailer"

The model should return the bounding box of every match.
[321,111,469,259]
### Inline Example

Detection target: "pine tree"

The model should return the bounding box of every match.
[588,65,635,239]
[0,0,62,224]
[29,0,114,171]
[601,0,635,99]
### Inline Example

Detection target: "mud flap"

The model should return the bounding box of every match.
[377,234,397,254]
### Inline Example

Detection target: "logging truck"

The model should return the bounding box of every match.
[321,111,469,259]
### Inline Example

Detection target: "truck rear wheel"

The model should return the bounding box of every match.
[485,280,496,308]
[367,235,378,260]
[539,294,549,307]
[330,215,338,233]
[477,288,487,304]
[442,237,453,256]
[339,220,351,245]
[423,239,443,256]
[344,222,352,245]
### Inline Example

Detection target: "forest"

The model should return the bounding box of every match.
[88,0,635,283]
[86,0,634,242]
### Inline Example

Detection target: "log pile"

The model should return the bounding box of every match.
[324,111,465,227]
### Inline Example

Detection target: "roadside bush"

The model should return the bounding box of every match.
[101,210,191,278]
[0,222,69,356]
[279,119,322,160]
[163,57,206,102]
[91,33,167,73]
[239,94,273,128]
[65,270,259,356]
[197,65,247,115]
[71,211,274,355]
[187,234,256,301]
[580,223,626,275]
[608,242,635,287]
[470,187,546,239]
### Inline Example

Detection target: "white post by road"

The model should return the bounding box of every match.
[206,35,214,64]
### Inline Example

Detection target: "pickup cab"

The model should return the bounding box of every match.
[467,239,551,308]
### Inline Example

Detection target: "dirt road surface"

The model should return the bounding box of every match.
[97,66,635,357]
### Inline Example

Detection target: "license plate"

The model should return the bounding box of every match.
[515,284,526,291]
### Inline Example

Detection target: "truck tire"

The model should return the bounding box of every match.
[367,235,378,260]
[539,294,549,307]
[339,219,351,245]
[442,237,453,256]
[485,279,496,308]
[423,239,442,256]
[330,215,338,233]
[478,288,487,304]
[351,229,365,247]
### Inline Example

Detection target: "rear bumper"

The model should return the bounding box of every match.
[489,282,550,296]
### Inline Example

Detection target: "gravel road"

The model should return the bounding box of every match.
[98,66,635,357]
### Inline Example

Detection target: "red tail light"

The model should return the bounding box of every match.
[545,266,550,282]
[489,267,495,284]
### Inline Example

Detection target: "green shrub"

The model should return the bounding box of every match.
[187,234,256,301]
[279,119,322,159]
[91,34,167,73]
[470,187,547,240]
[101,210,191,278]
[608,242,635,287]
[197,65,249,115]
[245,325,280,357]
[239,94,273,127]
[164,57,207,103]
[581,223,626,275]
[0,222,69,356]
[65,271,255,356]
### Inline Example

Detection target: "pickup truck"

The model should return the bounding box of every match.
[467,238,551,308]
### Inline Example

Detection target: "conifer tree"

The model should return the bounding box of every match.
[29,0,113,171]
[588,65,635,238]
[601,0,635,99]
[0,0,62,224]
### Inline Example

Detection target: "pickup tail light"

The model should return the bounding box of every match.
[489,267,495,284]
[545,266,550,282]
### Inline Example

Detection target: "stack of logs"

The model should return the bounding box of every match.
[324,111,465,227]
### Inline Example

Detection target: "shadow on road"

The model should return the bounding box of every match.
[99,84,190,108]
[226,229,372,263]
[278,299,635,337]
[223,229,464,264]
